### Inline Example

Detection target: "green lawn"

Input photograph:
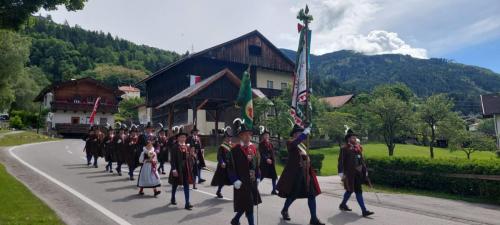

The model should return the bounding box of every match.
[206,143,499,176]
[0,163,64,225]
[0,131,58,147]
[0,131,63,225]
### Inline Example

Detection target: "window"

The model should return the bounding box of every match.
[281,82,288,90]
[267,80,274,89]
[248,45,262,56]
[71,117,80,124]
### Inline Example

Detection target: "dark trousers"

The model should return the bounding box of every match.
[86,153,98,166]
[116,162,122,173]
[158,160,165,172]
[171,184,190,207]
[216,185,223,194]
[106,161,113,171]
[341,191,367,213]
[282,196,318,221]
[233,209,254,225]
[128,163,136,178]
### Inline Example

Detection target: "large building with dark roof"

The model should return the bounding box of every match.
[138,30,295,134]
[480,93,500,148]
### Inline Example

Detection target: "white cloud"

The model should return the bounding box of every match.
[294,0,428,58]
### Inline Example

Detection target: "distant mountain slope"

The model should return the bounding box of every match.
[281,49,500,113]
[22,16,180,83]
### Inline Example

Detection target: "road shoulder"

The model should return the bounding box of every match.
[0,143,117,225]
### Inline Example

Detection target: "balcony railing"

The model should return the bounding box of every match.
[50,101,119,113]
[55,123,91,134]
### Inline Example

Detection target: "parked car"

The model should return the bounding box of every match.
[0,114,9,121]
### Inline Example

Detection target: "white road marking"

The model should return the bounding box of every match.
[67,150,73,154]
[9,143,132,225]
[192,189,233,201]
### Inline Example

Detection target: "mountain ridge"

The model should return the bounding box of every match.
[280,48,500,114]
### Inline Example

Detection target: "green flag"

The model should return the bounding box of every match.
[237,70,253,129]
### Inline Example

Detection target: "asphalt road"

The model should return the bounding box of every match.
[8,139,475,225]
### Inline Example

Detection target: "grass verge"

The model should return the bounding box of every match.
[0,163,64,225]
[0,131,58,147]
[0,131,63,224]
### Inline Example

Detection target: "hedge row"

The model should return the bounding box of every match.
[366,157,500,204]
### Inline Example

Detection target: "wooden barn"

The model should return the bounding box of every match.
[138,30,295,135]
[34,78,123,135]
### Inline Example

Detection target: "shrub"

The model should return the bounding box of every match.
[9,115,24,129]
[9,110,46,128]
[310,154,325,173]
[366,157,500,204]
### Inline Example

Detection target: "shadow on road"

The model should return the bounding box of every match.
[105,185,137,192]
[113,193,156,202]
[195,197,230,207]
[96,178,130,184]
[328,212,365,225]
[132,204,178,218]
[177,207,223,223]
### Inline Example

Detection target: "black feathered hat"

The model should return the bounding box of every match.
[223,126,233,138]
[130,125,139,133]
[176,127,188,138]
[233,118,253,135]
[344,129,357,142]
[191,126,199,133]
[157,123,166,133]
[145,122,153,129]
[289,124,304,137]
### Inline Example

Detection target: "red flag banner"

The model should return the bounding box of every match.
[89,97,101,125]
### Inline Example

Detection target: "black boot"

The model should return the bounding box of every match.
[281,210,291,221]
[230,218,240,225]
[170,198,177,205]
[185,203,193,210]
[154,190,161,197]
[339,204,352,211]
[216,192,223,198]
[362,211,374,217]
[310,218,325,225]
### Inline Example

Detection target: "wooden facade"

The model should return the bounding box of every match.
[34,78,123,135]
[139,30,295,128]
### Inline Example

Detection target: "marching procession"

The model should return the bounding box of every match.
[80,6,373,225]
[82,120,374,225]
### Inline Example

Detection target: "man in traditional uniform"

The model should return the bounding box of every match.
[126,126,140,180]
[113,123,127,176]
[139,122,157,153]
[258,128,278,195]
[156,124,169,175]
[338,129,374,217]
[188,127,206,184]
[168,128,194,210]
[83,126,97,166]
[277,124,324,225]
[211,129,233,198]
[103,124,115,173]
[228,122,262,225]
[84,125,99,168]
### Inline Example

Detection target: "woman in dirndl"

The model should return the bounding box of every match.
[137,140,161,197]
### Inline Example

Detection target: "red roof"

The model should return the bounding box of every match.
[119,85,140,92]
[320,94,354,108]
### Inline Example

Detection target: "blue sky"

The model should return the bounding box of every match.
[443,38,500,73]
[40,0,500,73]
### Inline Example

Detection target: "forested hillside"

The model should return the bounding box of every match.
[22,16,180,85]
[281,49,500,114]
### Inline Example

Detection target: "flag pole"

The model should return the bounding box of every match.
[302,5,312,150]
